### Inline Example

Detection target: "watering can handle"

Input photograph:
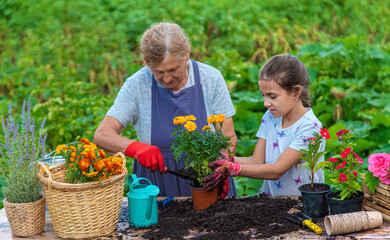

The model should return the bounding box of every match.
[128,174,153,192]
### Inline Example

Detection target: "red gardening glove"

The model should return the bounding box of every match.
[125,141,167,173]
[202,159,241,191]
[218,151,235,199]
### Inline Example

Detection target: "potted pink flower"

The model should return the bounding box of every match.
[324,128,365,214]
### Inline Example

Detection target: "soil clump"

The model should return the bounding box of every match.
[119,193,306,239]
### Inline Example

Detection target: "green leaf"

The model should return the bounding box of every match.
[364,171,380,194]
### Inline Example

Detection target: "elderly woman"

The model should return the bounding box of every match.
[94,22,237,197]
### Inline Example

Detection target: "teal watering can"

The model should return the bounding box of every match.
[127,174,160,227]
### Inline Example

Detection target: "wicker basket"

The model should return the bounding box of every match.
[3,197,46,237]
[37,152,127,239]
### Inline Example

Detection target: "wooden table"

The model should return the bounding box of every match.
[1,197,390,239]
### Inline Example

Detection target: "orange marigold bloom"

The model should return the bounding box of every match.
[80,138,92,145]
[79,159,90,171]
[217,114,225,123]
[202,126,212,132]
[70,157,76,162]
[69,163,74,168]
[98,149,106,159]
[71,152,76,157]
[173,116,186,125]
[185,115,196,121]
[41,165,50,173]
[56,144,69,154]
[184,121,197,132]
[104,159,114,170]
[94,160,105,172]
[82,171,86,175]
[69,146,77,151]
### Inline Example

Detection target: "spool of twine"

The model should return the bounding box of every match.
[324,211,383,235]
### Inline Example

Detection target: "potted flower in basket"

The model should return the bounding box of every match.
[37,137,128,239]
[298,128,332,217]
[324,128,365,214]
[170,114,232,210]
[0,100,47,237]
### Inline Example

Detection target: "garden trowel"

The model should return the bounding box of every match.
[285,212,322,235]
[166,167,197,181]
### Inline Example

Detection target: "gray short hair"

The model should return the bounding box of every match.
[141,22,191,68]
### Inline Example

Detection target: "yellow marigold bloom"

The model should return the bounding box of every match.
[207,115,216,124]
[184,121,197,132]
[56,144,68,154]
[202,126,212,131]
[185,115,196,121]
[217,114,225,123]
[86,171,98,178]
[173,116,186,125]
[41,165,49,173]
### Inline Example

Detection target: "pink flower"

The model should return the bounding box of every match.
[339,173,347,183]
[368,153,390,182]
[353,171,358,177]
[328,158,339,162]
[320,128,330,139]
[340,148,351,158]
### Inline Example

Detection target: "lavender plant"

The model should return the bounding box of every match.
[0,100,47,203]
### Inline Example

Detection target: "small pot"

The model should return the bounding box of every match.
[188,184,218,211]
[3,197,46,237]
[326,190,364,215]
[298,183,331,218]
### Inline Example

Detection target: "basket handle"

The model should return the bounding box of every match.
[38,161,54,190]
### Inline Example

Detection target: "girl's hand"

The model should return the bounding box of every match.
[202,160,242,191]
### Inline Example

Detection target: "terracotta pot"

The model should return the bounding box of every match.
[188,184,218,211]
[3,197,46,237]
[298,183,331,217]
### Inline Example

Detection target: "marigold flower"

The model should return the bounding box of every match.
[69,163,74,168]
[94,160,105,172]
[173,116,186,125]
[207,115,216,124]
[69,146,77,151]
[202,126,212,131]
[80,138,92,145]
[41,165,50,173]
[104,159,114,170]
[217,114,225,123]
[79,159,91,171]
[185,115,196,121]
[56,144,69,154]
[71,152,76,157]
[98,149,106,159]
[86,171,98,178]
[184,121,197,132]
[82,171,86,175]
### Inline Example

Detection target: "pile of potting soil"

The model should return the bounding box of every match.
[118,193,305,239]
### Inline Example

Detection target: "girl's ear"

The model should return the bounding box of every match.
[293,85,303,98]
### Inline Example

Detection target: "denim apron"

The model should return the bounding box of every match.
[133,60,237,196]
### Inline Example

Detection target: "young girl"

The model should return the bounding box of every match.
[202,54,325,196]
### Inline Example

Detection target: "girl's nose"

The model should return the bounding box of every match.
[264,99,271,107]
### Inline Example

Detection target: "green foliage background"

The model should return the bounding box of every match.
[1,0,390,199]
